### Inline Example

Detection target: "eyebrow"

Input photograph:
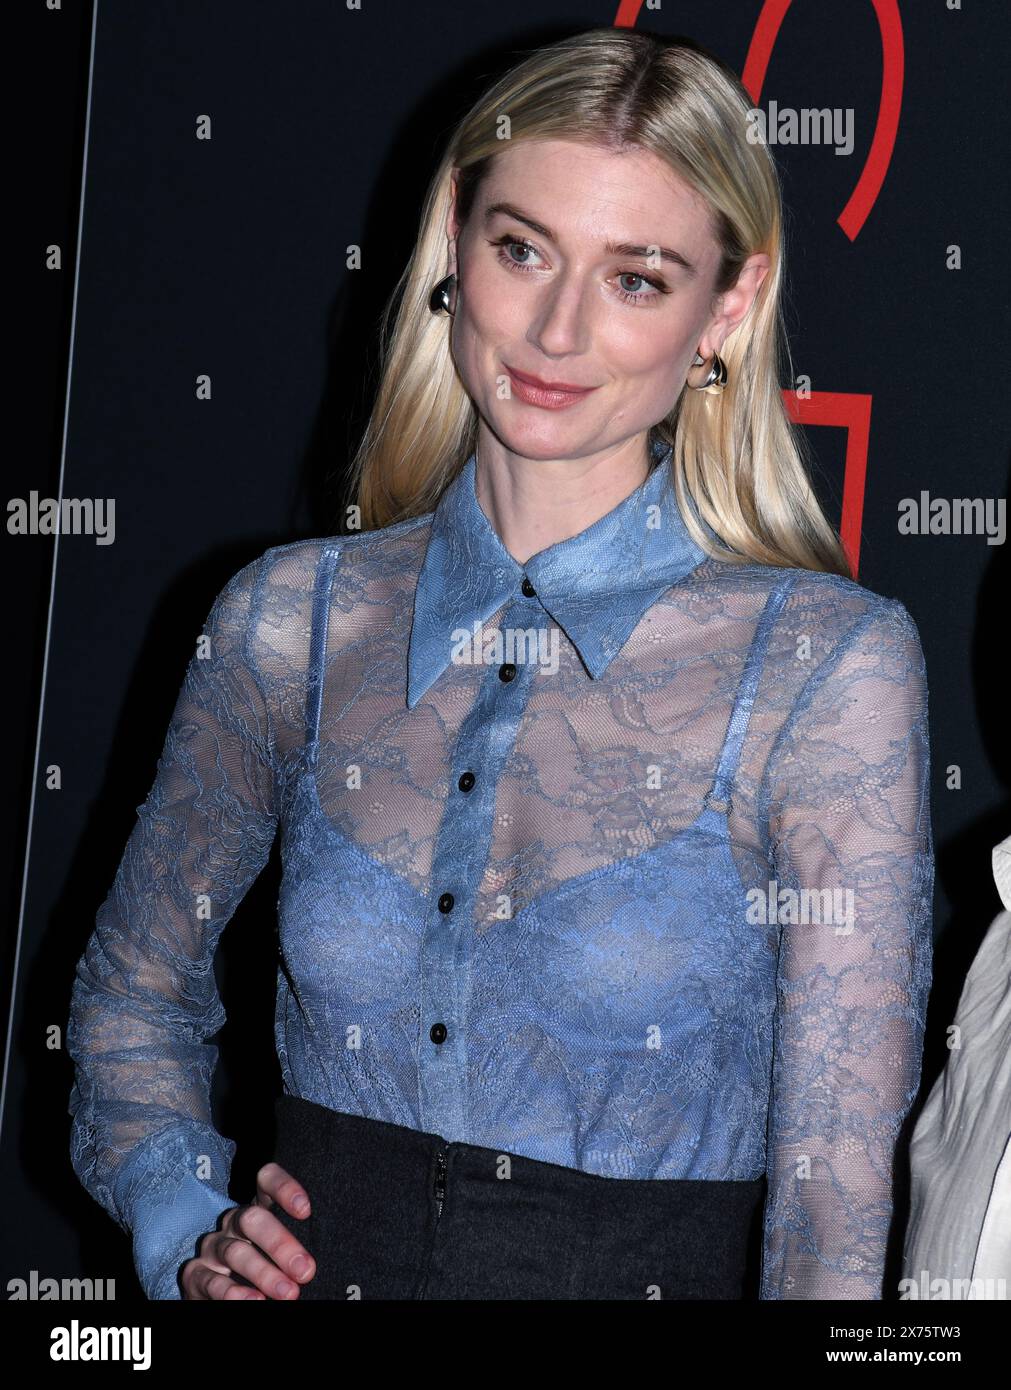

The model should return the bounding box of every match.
[483,200,697,276]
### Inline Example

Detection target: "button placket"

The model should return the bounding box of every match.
[416,591,545,1140]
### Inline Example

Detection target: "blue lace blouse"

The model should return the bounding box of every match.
[67,438,934,1300]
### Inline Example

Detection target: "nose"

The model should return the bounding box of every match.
[525,271,592,360]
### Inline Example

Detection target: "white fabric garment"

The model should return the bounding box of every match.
[902,833,1011,1299]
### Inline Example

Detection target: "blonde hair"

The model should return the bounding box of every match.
[345,27,852,578]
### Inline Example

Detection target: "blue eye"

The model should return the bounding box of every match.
[488,234,668,307]
[492,237,542,272]
[615,272,654,303]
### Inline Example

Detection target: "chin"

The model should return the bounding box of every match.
[484,410,596,460]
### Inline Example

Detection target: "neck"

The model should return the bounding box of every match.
[472,430,653,566]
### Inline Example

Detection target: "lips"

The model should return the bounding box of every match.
[503,363,600,411]
[505,364,596,393]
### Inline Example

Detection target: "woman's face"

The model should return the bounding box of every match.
[446,138,764,463]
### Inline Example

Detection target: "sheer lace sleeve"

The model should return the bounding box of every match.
[66,555,279,1300]
[758,594,934,1299]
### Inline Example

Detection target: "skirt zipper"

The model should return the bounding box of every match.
[433,1144,448,1218]
[415,1143,449,1300]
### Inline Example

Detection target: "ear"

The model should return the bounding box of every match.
[696,252,771,359]
[446,168,462,270]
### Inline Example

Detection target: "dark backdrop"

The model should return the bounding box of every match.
[4,0,1008,1300]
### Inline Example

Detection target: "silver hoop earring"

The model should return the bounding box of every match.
[686,350,728,394]
[428,274,456,317]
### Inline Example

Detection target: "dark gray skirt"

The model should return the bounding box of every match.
[270,1094,764,1300]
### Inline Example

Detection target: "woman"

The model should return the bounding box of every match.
[67,28,934,1301]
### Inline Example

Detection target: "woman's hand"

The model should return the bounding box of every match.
[179,1162,317,1300]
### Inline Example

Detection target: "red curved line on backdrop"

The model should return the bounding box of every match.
[739,0,793,98]
[618,0,904,239]
[741,0,903,240]
[839,0,904,241]
[612,0,641,26]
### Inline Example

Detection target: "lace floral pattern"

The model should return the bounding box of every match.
[67,446,933,1299]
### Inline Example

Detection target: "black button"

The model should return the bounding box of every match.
[438,892,454,913]
[430,1023,447,1044]
[498,662,516,682]
[521,576,536,597]
[458,770,475,792]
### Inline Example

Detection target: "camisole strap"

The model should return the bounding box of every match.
[703,572,800,815]
[304,541,342,763]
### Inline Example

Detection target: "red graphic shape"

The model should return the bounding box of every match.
[616,0,904,240]
[784,390,871,578]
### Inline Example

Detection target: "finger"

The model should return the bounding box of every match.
[183,1259,264,1301]
[228,1203,316,1288]
[255,1161,312,1218]
[217,1230,305,1300]
[202,1267,267,1301]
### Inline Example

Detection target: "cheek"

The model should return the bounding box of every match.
[603,319,696,398]
[609,293,703,366]
[610,320,678,368]
[452,262,519,374]
[477,264,532,338]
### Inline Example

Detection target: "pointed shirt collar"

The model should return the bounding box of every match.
[406,437,708,708]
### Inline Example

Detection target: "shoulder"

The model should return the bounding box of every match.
[690,561,928,719]
[265,515,434,584]
[218,514,434,605]
[756,568,930,731]
[700,559,925,656]
[783,569,926,680]
[205,519,434,668]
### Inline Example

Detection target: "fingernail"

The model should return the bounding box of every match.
[291,1255,312,1278]
[275,1278,297,1297]
[293,1195,309,1213]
